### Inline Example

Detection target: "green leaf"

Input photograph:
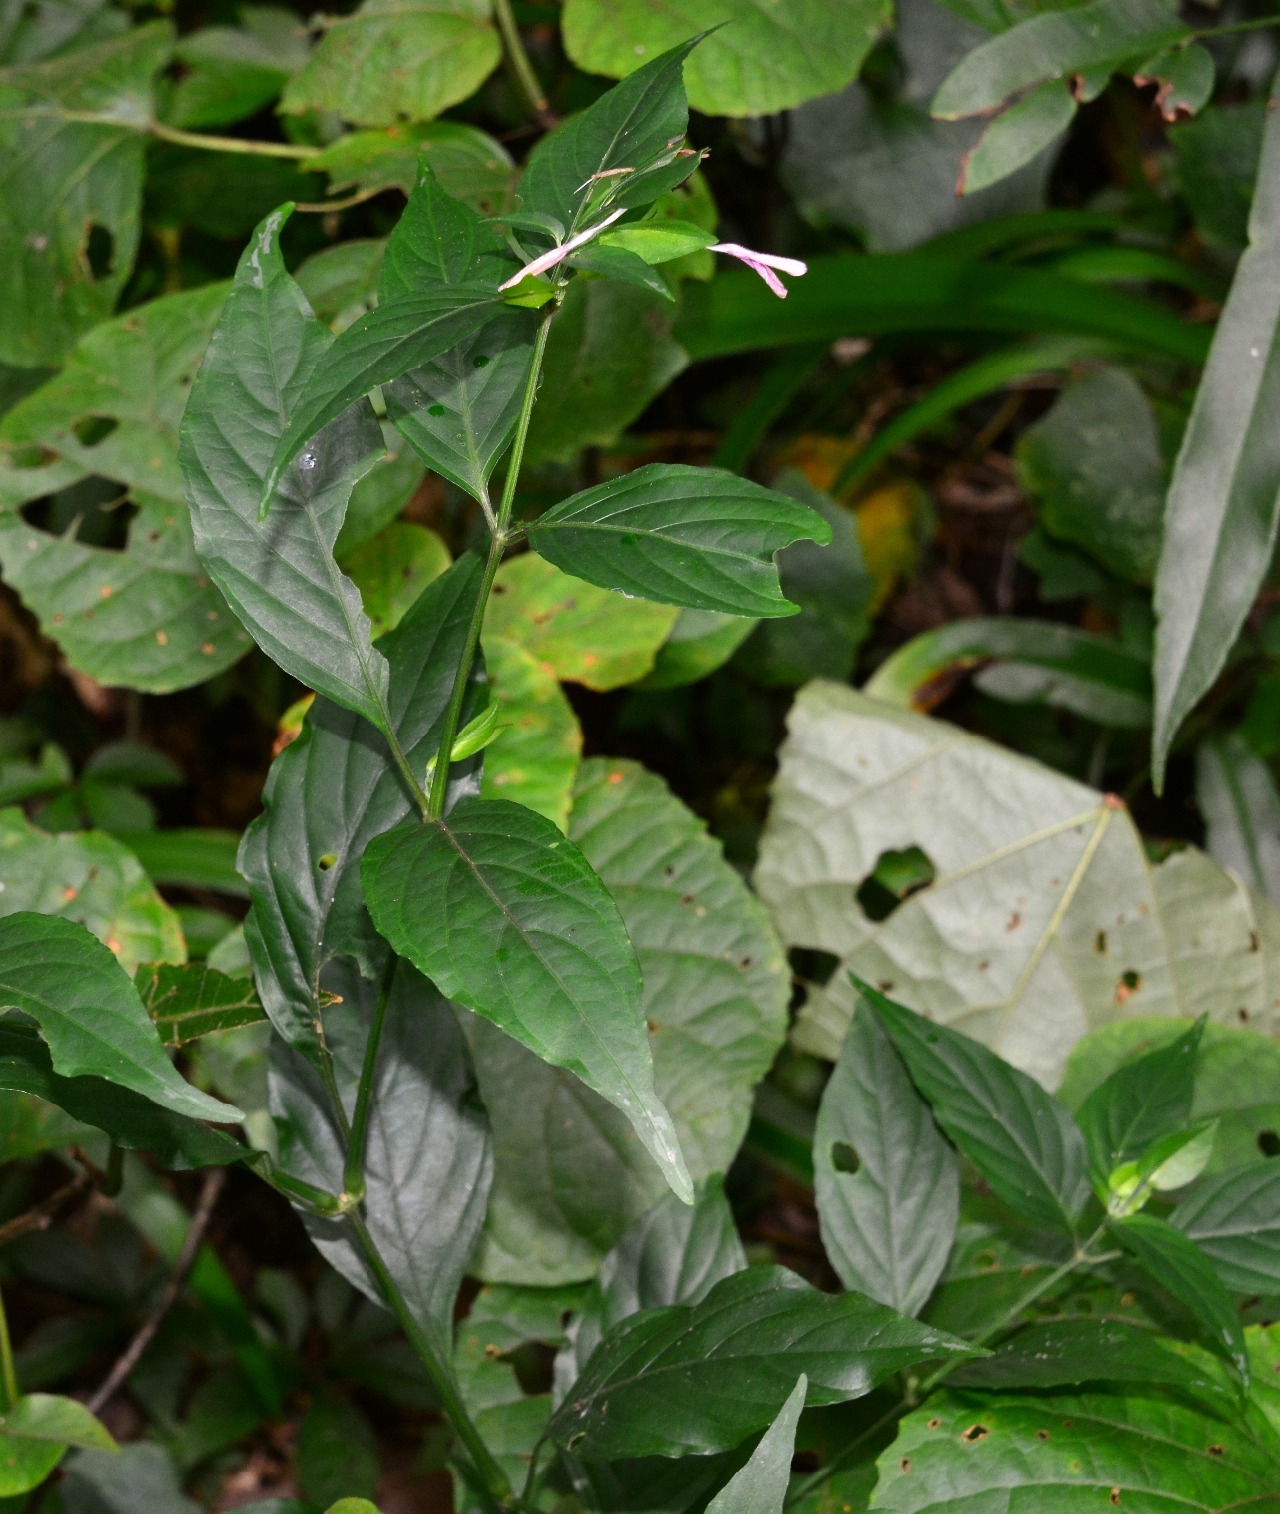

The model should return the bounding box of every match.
[1076,1017,1203,1186]
[561,1179,746,1389]
[815,999,959,1316]
[297,1394,378,1509]
[180,209,394,729]
[113,829,246,899]
[472,758,787,1284]
[705,1374,807,1514]
[484,554,677,691]
[134,962,267,1048]
[562,0,889,118]
[0,808,184,973]
[1175,1162,1280,1295]
[960,81,1076,195]
[2,1393,114,1450]
[869,1386,1280,1510]
[279,0,498,128]
[163,12,306,129]
[1015,365,1167,584]
[525,279,688,466]
[270,958,492,1356]
[361,796,692,1201]
[310,121,515,212]
[479,635,582,829]
[0,1020,247,1168]
[1198,735,1280,904]
[518,40,697,235]
[1136,1118,1218,1191]
[0,285,253,692]
[1152,81,1280,787]
[526,463,831,618]
[756,684,1280,1086]
[240,554,485,1060]
[341,522,451,638]
[0,22,171,365]
[1171,97,1265,251]
[61,1443,202,1514]
[677,253,1210,366]
[0,912,240,1122]
[1136,39,1215,121]
[1111,1212,1247,1378]
[931,0,1189,119]
[600,220,716,264]
[866,984,1090,1234]
[639,608,756,690]
[549,1265,973,1460]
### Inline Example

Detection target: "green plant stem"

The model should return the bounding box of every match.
[425,306,555,820]
[1193,14,1280,40]
[149,119,320,159]
[493,0,553,126]
[345,1209,512,1512]
[0,1284,18,1410]
[342,960,395,1202]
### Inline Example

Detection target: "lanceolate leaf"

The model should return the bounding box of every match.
[1174,1163,1280,1294]
[960,81,1076,196]
[1110,1212,1248,1379]
[549,1265,973,1460]
[525,463,832,617]
[704,1374,807,1514]
[181,208,391,731]
[134,962,267,1047]
[815,999,959,1316]
[1152,80,1280,787]
[0,912,240,1124]
[866,985,1091,1234]
[361,796,693,1202]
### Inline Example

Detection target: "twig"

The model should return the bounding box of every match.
[86,1168,226,1415]
[0,1164,95,1249]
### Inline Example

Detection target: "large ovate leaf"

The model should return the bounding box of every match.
[1175,1163,1280,1295]
[705,1375,807,1514]
[526,463,831,617]
[484,554,678,692]
[549,1265,973,1460]
[867,985,1090,1234]
[280,0,498,129]
[478,635,582,829]
[1152,81,1280,786]
[0,22,170,365]
[562,0,888,118]
[0,912,239,1123]
[756,684,1280,1088]
[0,808,183,973]
[0,285,252,692]
[869,1386,1280,1511]
[269,958,491,1356]
[815,999,959,1316]
[1198,735,1280,905]
[472,758,788,1283]
[180,208,392,730]
[240,555,484,1061]
[361,795,692,1201]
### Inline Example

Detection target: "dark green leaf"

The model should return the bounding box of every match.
[1171,98,1264,251]
[0,22,171,365]
[1111,1212,1247,1378]
[569,244,675,300]
[116,829,247,899]
[361,796,692,1201]
[61,1443,202,1514]
[865,983,1091,1234]
[815,999,959,1316]
[134,962,266,1047]
[931,0,1189,119]
[0,1020,248,1169]
[310,121,515,213]
[704,1374,807,1514]
[1197,735,1280,904]
[296,1394,378,1508]
[1076,1017,1203,1186]
[526,462,831,617]
[378,162,509,295]
[959,81,1076,195]
[1152,80,1280,787]
[549,1264,973,1459]
[1175,1162,1280,1295]
[0,912,239,1123]
[180,209,391,729]
[163,13,305,129]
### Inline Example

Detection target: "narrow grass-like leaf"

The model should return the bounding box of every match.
[865,983,1090,1234]
[361,796,692,1201]
[704,1374,807,1514]
[815,999,959,1316]
[1152,81,1280,787]
[0,912,240,1123]
[526,463,831,617]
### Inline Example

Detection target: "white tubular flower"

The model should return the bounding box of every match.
[498,209,627,291]
[708,242,808,298]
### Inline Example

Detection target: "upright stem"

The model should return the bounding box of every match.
[0,1284,19,1410]
[342,960,395,1201]
[493,0,554,127]
[425,307,556,820]
[345,1210,512,1512]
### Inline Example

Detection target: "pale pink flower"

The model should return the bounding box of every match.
[498,209,627,291]
[708,242,808,298]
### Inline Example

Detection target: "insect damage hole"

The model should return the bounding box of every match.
[830,1141,861,1175]
[961,1424,988,1443]
[1258,1130,1280,1158]
[855,845,935,922]
[85,222,115,280]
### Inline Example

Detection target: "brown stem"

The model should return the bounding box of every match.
[0,1151,99,1249]
[86,1168,226,1414]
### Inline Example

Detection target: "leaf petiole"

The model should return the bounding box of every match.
[0,1283,18,1411]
